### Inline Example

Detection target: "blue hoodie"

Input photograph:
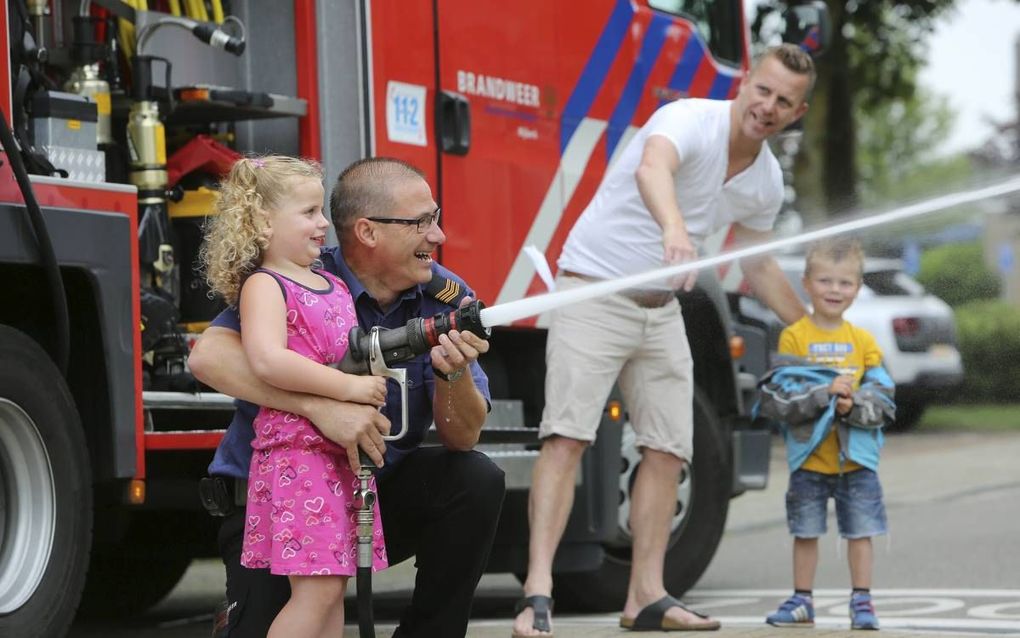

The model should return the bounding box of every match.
[754,359,896,472]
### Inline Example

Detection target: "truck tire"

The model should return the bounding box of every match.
[0,326,92,638]
[553,389,730,612]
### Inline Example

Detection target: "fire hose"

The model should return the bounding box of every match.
[335,303,489,638]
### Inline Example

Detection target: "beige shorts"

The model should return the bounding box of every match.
[539,275,694,461]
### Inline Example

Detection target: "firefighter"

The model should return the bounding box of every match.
[512,44,813,637]
[189,157,505,638]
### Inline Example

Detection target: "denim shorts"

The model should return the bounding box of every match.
[786,468,887,539]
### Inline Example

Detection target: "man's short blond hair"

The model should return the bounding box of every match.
[757,43,816,95]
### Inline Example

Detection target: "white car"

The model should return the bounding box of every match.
[740,255,964,430]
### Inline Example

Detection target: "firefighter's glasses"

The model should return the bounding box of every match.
[366,208,441,233]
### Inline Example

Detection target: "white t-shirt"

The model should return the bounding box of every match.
[558,98,783,290]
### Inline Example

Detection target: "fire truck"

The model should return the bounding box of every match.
[0,1,827,636]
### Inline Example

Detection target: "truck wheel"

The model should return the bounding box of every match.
[0,326,92,638]
[553,389,730,612]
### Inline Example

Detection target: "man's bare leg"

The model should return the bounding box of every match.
[621,449,716,627]
[512,435,588,637]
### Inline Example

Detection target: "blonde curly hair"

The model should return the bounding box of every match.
[201,155,323,306]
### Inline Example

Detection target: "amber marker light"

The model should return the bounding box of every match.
[127,479,146,505]
[729,335,746,360]
[607,400,623,422]
[179,88,211,101]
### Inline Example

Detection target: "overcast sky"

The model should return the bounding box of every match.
[919,0,1020,155]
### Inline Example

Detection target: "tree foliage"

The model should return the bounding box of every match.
[856,87,967,206]
[916,242,1001,307]
[751,0,958,216]
[953,300,1020,402]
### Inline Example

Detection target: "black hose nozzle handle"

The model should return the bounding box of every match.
[336,300,489,374]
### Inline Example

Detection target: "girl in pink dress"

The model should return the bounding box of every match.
[203,155,388,637]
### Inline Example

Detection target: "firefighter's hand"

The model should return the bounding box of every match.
[430,297,490,378]
[305,398,390,471]
[663,223,698,292]
[430,330,488,379]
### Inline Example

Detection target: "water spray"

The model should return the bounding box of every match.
[340,177,1020,353]
[479,176,1020,328]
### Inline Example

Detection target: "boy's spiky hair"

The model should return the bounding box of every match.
[805,237,865,278]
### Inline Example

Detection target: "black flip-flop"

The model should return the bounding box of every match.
[511,595,554,637]
[620,595,721,631]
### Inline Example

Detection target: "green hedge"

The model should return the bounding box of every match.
[916,242,1000,307]
[953,300,1020,403]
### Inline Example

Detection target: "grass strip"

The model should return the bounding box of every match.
[921,404,1020,431]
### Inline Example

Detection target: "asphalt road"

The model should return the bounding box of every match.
[69,428,1020,637]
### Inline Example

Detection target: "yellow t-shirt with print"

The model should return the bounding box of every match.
[778,316,883,474]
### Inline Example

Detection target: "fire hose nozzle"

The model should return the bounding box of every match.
[337,300,490,374]
[331,301,490,445]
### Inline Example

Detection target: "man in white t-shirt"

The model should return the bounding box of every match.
[512,45,814,637]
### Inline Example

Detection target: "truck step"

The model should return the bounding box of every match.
[429,399,539,445]
[143,391,236,410]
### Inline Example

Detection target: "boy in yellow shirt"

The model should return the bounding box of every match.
[756,239,896,630]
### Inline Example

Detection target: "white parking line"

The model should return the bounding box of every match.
[971,601,1020,620]
[714,616,1020,632]
[682,589,1020,633]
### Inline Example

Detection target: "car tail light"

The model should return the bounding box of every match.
[892,317,920,337]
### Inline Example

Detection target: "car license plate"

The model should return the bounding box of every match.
[929,343,955,357]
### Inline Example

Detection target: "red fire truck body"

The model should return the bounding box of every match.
[369,1,747,306]
[0,1,823,636]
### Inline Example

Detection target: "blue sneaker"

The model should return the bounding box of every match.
[850,592,880,630]
[766,594,815,627]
